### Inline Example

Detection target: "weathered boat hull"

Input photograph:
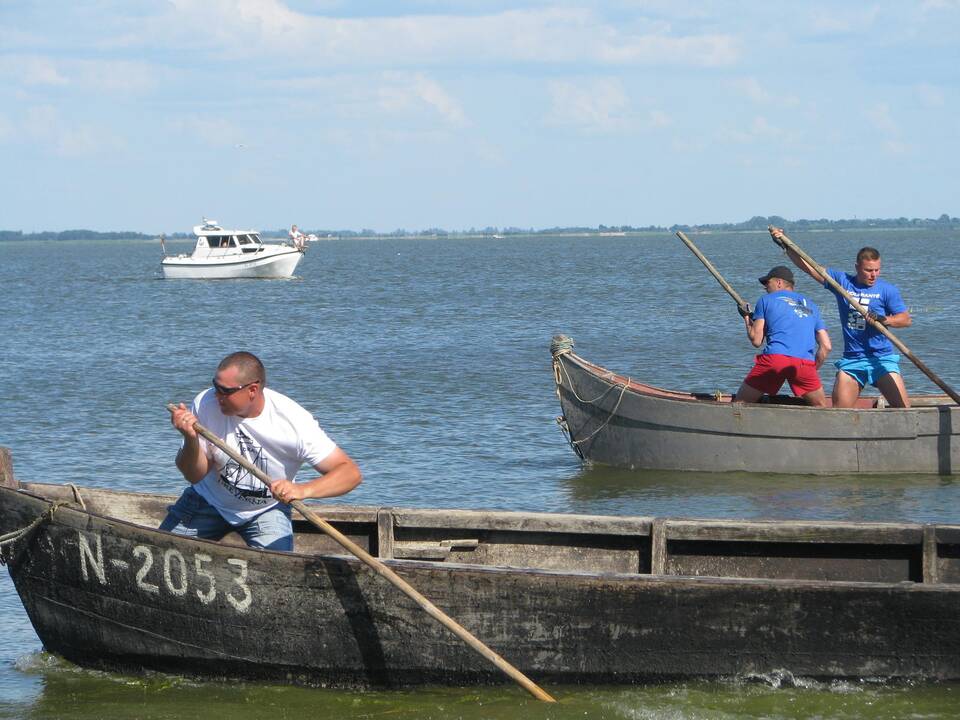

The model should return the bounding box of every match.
[3,474,960,686]
[551,337,960,475]
[161,248,302,279]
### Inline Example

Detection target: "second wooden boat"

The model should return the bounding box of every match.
[552,336,960,475]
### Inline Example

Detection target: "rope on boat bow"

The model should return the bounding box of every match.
[560,381,630,448]
[0,502,69,565]
[550,334,575,357]
[551,335,631,449]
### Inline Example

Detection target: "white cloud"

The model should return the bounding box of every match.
[20,105,123,157]
[545,78,630,133]
[378,73,467,126]
[18,57,69,86]
[72,59,158,93]
[808,6,881,34]
[729,77,800,107]
[163,0,303,45]
[168,115,247,148]
[883,139,909,155]
[131,5,738,68]
[720,115,792,145]
[468,136,507,167]
[0,56,158,94]
[596,32,737,67]
[865,104,912,156]
[749,116,784,138]
[0,113,12,142]
[914,82,945,108]
[921,0,960,10]
[866,103,898,135]
[648,110,672,128]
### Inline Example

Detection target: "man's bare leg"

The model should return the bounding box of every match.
[801,387,828,407]
[876,372,910,408]
[832,371,862,408]
[734,382,764,403]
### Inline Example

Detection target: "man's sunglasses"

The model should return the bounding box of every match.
[212,378,259,396]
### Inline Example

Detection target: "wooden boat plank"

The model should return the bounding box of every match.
[390,507,653,535]
[663,519,925,544]
[665,545,919,583]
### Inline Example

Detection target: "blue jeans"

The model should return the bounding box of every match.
[159,486,293,551]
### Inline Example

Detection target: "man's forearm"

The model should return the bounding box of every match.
[300,461,362,499]
[175,438,208,484]
[884,312,912,329]
[785,247,823,283]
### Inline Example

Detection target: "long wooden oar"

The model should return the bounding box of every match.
[165,403,556,702]
[676,231,752,317]
[768,228,960,405]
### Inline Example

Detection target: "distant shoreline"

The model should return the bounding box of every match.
[1,216,957,242]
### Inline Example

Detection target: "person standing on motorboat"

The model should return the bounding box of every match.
[163,351,362,550]
[771,227,912,408]
[735,265,832,406]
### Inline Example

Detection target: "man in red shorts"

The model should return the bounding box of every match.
[735,265,832,406]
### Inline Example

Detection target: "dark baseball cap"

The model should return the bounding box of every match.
[759,265,794,285]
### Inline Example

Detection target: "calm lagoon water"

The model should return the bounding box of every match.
[1,229,959,718]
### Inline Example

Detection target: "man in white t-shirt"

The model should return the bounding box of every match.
[289,224,305,251]
[162,351,362,551]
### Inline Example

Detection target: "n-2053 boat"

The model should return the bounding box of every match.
[160,219,303,279]
[1,447,960,688]
[551,335,960,475]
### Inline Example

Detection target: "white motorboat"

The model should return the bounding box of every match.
[161,219,304,279]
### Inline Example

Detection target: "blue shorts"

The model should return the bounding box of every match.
[835,354,902,389]
[159,486,293,551]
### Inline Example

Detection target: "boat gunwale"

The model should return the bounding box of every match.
[19,481,959,538]
[6,483,960,590]
[561,350,956,411]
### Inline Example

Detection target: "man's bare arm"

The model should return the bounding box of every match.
[770,227,825,284]
[171,403,209,483]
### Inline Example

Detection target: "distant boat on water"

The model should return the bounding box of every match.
[160,219,303,280]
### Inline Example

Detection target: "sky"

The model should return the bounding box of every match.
[1,1,958,233]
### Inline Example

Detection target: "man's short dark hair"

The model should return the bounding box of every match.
[218,352,266,386]
[856,246,881,264]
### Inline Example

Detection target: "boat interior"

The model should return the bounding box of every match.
[580,358,953,408]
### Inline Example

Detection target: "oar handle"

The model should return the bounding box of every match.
[676,231,751,317]
[769,228,960,405]
[164,403,556,702]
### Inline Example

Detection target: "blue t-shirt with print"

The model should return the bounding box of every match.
[825,268,906,359]
[752,289,826,361]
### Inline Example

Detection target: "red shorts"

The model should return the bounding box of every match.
[744,353,822,396]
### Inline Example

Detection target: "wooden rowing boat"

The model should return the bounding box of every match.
[551,336,960,475]
[2,448,959,686]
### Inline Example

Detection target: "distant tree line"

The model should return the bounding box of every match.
[268,213,960,237]
[669,213,960,233]
[0,229,155,241]
[2,214,958,242]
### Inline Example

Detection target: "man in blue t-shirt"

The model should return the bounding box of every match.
[771,227,912,408]
[736,265,832,406]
